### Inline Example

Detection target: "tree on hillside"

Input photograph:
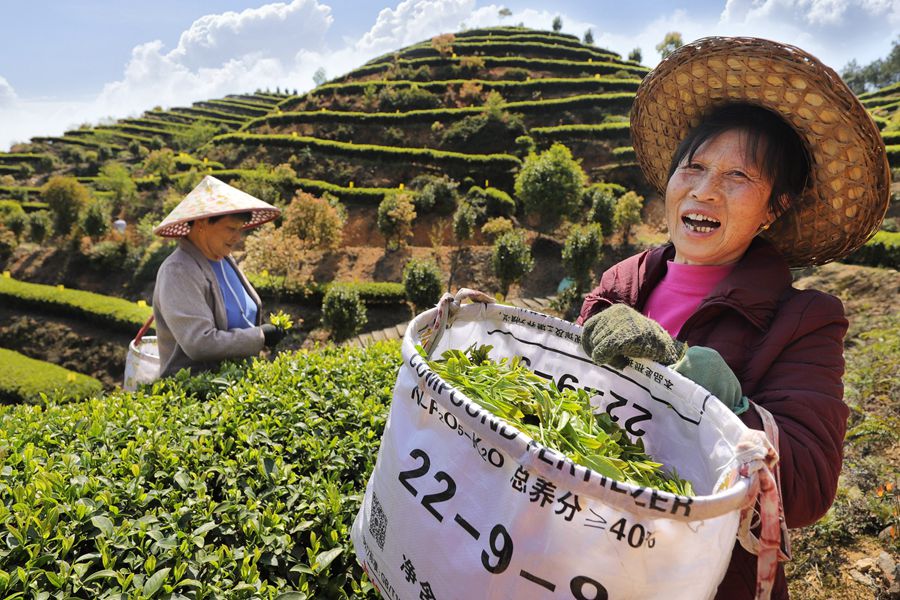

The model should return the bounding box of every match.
[628,47,643,64]
[562,223,603,294]
[81,198,111,241]
[41,175,91,237]
[515,142,586,231]
[242,191,345,295]
[431,33,455,57]
[403,258,443,312]
[841,36,900,93]
[172,120,220,152]
[583,29,594,45]
[586,183,622,236]
[656,32,683,60]
[614,190,644,245]
[234,163,296,207]
[313,67,328,87]
[96,162,137,214]
[142,149,176,183]
[552,16,563,32]
[492,230,534,298]
[377,193,417,250]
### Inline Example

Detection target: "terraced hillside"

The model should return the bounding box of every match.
[201,28,645,200]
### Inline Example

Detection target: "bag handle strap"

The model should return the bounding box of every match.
[420,288,495,357]
[133,315,155,344]
[736,402,791,600]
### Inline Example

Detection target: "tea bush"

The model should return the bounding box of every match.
[402,258,443,311]
[0,276,151,331]
[0,348,102,404]
[844,230,900,269]
[322,286,368,340]
[0,342,401,597]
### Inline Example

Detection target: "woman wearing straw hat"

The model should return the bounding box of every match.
[152,175,287,378]
[578,38,890,598]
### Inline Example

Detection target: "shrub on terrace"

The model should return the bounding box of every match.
[411,174,459,214]
[81,198,111,240]
[322,285,368,340]
[1,202,26,238]
[26,210,52,243]
[452,201,478,246]
[465,185,516,219]
[431,33,455,56]
[492,230,534,297]
[504,67,531,81]
[41,175,91,237]
[243,191,345,291]
[377,193,416,250]
[0,226,16,260]
[481,216,514,241]
[378,84,441,111]
[440,92,526,153]
[563,223,603,293]
[96,162,137,213]
[403,258,443,312]
[614,190,644,245]
[142,148,176,182]
[586,183,625,236]
[233,163,296,207]
[515,143,586,231]
[85,239,128,271]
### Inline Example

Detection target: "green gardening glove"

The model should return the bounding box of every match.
[671,346,749,415]
[581,304,686,370]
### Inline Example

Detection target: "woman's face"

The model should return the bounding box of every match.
[665,129,775,266]
[191,215,246,261]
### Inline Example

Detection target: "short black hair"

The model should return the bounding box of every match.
[208,212,253,224]
[667,103,810,218]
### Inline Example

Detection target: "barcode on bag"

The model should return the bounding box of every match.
[369,492,388,550]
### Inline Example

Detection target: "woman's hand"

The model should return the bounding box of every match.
[671,346,749,414]
[581,304,685,369]
[261,324,287,347]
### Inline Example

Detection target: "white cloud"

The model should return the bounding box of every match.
[0,75,17,108]
[89,0,338,130]
[357,0,476,53]
[170,0,332,69]
[717,0,900,69]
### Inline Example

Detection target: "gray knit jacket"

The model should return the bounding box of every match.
[152,238,264,378]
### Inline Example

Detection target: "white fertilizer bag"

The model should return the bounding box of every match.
[123,316,159,391]
[352,290,787,600]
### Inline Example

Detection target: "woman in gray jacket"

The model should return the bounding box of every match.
[152,176,285,378]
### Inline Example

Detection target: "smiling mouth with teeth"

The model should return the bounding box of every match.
[682,213,721,233]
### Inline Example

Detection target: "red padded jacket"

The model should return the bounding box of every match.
[577,238,849,599]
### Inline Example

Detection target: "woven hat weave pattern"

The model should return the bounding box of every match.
[153,176,281,237]
[631,36,891,267]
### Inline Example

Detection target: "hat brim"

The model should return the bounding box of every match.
[153,208,281,238]
[630,36,891,267]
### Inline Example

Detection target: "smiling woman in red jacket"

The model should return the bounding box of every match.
[577,37,891,600]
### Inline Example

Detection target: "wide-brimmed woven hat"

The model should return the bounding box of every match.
[153,175,281,237]
[630,36,891,267]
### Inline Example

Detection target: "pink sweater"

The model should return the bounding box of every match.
[643,261,735,337]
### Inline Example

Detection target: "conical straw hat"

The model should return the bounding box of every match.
[153,175,281,237]
[630,36,891,267]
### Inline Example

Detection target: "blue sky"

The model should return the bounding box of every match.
[1,0,898,151]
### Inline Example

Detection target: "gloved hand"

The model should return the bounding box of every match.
[671,346,749,415]
[261,324,286,348]
[581,304,686,370]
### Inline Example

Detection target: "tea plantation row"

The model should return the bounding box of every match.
[0,342,401,598]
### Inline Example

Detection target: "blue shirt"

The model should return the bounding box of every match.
[209,259,258,330]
